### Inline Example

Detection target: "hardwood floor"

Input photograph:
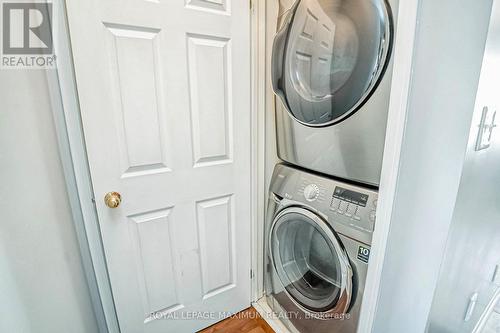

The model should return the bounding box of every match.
[198,307,275,333]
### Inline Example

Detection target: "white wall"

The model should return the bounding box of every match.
[371,0,493,332]
[0,69,99,332]
[427,1,500,331]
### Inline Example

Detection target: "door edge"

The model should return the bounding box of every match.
[250,0,268,303]
[46,1,120,332]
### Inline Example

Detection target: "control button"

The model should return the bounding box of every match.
[345,204,357,218]
[330,198,341,210]
[338,201,348,214]
[353,215,361,221]
[344,204,352,217]
[369,210,376,222]
[303,184,320,201]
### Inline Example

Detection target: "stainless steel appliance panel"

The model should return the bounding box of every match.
[272,0,398,186]
[265,164,378,333]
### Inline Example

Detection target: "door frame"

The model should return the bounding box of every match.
[46,0,267,332]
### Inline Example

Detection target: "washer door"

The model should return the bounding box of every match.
[271,0,393,127]
[270,207,353,317]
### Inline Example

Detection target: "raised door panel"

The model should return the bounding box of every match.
[104,23,171,178]
[186,0,230,14]
[196,195,236,299]
[187,34,233,167]
[128,208,183,322]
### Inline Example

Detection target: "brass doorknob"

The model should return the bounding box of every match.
[104,192,121,208]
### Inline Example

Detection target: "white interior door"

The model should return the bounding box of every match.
[65,0,251,332]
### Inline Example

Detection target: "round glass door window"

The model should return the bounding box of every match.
[272,0,393,126]
[270,208,353,316]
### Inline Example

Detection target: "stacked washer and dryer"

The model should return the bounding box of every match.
[265,0,397,332]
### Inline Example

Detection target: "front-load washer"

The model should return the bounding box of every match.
[272,0,397,186]
[264,163,378,333]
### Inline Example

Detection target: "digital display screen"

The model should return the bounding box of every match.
[333,186,368,207]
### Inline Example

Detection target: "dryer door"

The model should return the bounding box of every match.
[270,207,353,318]
[271,0,393,127]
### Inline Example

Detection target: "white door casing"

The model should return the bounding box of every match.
[65,0,251,332]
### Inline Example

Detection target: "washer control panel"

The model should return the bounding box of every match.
[269,164,379,240]
[329,189,377,232]
[291,168,378,233]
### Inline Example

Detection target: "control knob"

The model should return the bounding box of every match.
[303,184,320,201]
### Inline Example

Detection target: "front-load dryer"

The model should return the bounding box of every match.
[272,0,397,186]
[265,163,378,333]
